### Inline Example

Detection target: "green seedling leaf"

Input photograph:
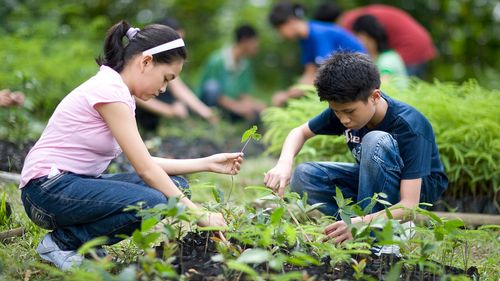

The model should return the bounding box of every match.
[237,248,271,264]
[270,207,285,225]
[227,260,258,277]
[197,226,228,232]
[241,125,258,143]
[141,216,159,232]
[271,271,304,281]
[444,219,464,231]
[245,185,273,194]
[77,236,108,255]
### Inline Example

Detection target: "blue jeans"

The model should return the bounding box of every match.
[290,131,436,217]
[21,172,189,251]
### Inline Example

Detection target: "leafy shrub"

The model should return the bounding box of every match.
[262,79,500,199]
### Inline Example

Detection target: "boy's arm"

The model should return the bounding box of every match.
[135,96,185,118]
[324,178,422,244]
[217,95,256,119]
[264,122,316,196]
[282,64,318,102]
[169,78,217,122]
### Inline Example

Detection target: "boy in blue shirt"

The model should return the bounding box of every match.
[268,2,366,106]
[264,53,447,243]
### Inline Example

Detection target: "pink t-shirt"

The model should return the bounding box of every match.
[20,66,136,188]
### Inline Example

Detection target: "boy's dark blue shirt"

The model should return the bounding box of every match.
[308,94,447,186]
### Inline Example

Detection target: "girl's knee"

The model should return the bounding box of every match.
[140,189,168,208]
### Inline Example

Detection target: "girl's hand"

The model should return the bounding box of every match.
[197,212,227,228]
[207,153,244,175]
[323,220,353,244]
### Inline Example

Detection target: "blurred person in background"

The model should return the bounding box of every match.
[352,14,408,88]
[197,24,265,122]
[135,17,218,134]
[268,2,366,107]
[314,2,436,78]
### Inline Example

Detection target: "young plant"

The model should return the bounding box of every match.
[227,125,262,203]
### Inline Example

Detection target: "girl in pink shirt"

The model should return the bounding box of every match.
[20,20,243,270]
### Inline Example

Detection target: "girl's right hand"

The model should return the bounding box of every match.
[197,212,227,228]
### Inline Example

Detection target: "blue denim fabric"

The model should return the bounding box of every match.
[200,79,222,107]
[21,172,189,251]
[290,131,413,217]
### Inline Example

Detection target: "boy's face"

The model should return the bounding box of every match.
[328,91,380,130]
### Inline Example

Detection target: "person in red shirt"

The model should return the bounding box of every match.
[314,2,436,78]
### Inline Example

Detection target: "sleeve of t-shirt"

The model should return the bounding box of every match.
[399,132,433,179]
[300,40,315,65]
[85,83,134,113]
[308,108,345,135]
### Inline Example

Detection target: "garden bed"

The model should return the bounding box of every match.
[159,232,478,280]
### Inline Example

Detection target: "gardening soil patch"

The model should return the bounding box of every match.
[159,232,478,281]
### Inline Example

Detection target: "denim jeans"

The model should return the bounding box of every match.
[290,131,434,217]
[21,172,189,251]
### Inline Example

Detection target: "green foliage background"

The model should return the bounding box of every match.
[0,0,499,122]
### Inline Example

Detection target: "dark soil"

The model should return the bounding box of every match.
[157,232,478,281]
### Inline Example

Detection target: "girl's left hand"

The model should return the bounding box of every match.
[207,152,244,175]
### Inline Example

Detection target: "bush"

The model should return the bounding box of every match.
[262,79,500,200]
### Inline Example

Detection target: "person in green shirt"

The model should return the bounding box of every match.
[198,24,265,121]
[352,14,408,88]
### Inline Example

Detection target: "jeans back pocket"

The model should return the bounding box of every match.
[24,196,57,230]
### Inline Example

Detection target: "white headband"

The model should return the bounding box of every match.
[142,38,185,56]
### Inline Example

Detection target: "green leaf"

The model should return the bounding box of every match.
[244,185,273,194]
[270,207,284,225]
[227,260,258,277]
[77,236,108,255]
[198,226,228,231]
[141,216,159,232]
[237,248,271,264]
[241,125,258,143]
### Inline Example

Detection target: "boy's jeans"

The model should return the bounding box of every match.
[21,172,189,251]
[290,131,432,217]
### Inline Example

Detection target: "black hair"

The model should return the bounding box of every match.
[313,2,342,23]
[269,2,306,27]
[156,17,182,31]
[314,52,380,103]
[235,24,258,43]
[96,20,187,73]
[352,14,389,53]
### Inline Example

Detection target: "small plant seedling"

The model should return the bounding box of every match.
[226,125,262,203]
[240,125,261,153]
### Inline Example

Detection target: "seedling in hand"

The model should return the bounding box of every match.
[240,125,262,153]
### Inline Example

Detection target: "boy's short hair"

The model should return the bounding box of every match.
[314,52,380,103]
[235,24,258,43]
[268,2,305,27]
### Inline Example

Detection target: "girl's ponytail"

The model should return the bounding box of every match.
[96,21,131,72]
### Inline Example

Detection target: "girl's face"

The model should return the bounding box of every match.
[135,58,183,101]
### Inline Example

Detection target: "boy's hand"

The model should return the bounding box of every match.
[264,164,292,197]
[207,152,243,175]
[323,221,353,244]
